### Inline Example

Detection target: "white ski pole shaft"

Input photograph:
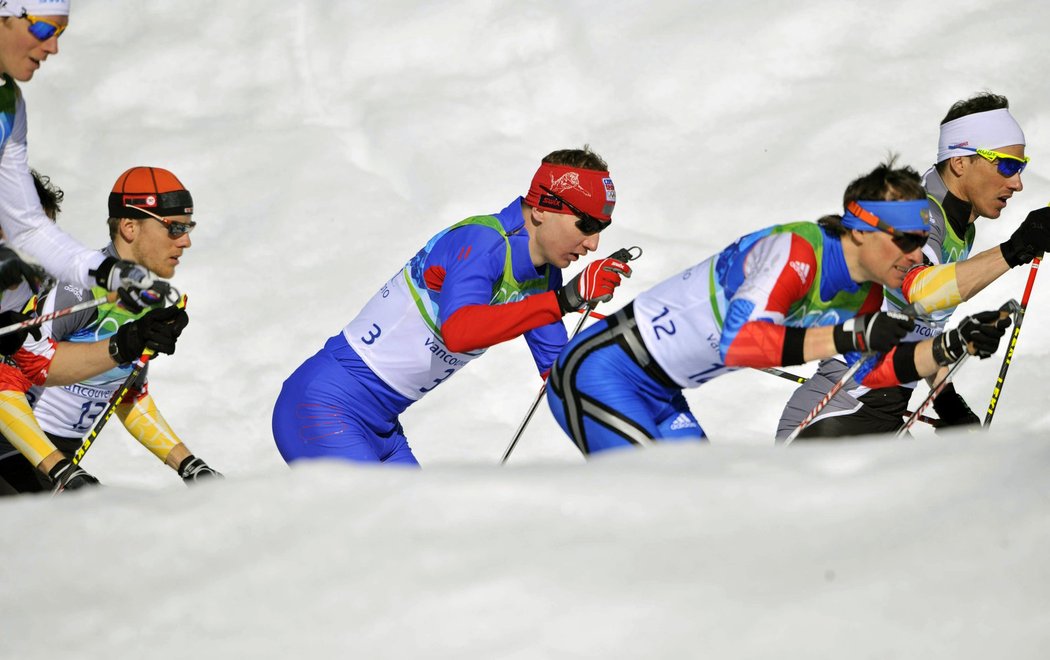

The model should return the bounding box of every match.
[781,354,873,445]
[897,354,969,437]
[500,309,589,465]
[0,293,115,337]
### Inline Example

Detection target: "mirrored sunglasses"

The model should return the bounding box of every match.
[538,186,610,235]
[22,12,66,41]
[127,204,196,238]
[951,145,1029,177]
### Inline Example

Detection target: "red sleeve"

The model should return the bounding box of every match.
[0,363,33,393]
[900,264,928,302]
[723,233,816,367]
[441,291,563,353]
[858,347,900,389]
[11,340,57,387]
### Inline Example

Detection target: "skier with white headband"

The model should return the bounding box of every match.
[777,92,1050,439]
[272,147,631,466]
[546,161,1012,455]
[0,1,162,316]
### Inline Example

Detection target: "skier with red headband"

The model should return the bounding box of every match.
[272,147,631,465]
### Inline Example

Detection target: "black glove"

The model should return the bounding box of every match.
[178,455,222,484]
[49,458,100,493]
[932,307,1012,366]
[0,246,45,292]
[109,305,190,364]
[0,310,42,355]
[1000,207,1050,268]
[833,311,913,354]
[89,257,171,313]
[932,382,981,428]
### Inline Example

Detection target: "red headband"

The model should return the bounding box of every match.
[524,163,616,222]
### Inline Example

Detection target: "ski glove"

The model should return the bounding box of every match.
[931,307,1012,366]
[931,382,980,429]
[109,304,190,364]
[556,257,632,314]
[0,310,41,356]
[1000,207,1050,268]
[833,311,913,354]
[178,455,222,484]
[90,257,169,313]
[49,459,100,493]
[0,246,45,292]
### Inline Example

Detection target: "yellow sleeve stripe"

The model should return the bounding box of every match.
[905,263,962,314]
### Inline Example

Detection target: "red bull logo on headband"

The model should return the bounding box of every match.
[525,162,616,222]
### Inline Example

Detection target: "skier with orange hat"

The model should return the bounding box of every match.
[0,166,214,494]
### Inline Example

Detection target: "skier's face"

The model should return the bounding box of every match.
[0,14,65,82]
[854,229,925,290]
[951,143,1025,221]
[121,214,194,279]
[530,208,601,269]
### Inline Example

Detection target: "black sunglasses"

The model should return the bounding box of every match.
[538,186,609,235]
[890,232,929,253]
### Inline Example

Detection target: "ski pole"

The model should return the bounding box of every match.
[985,257,1041,427]
[54,294,188,493]
[500,246,642,465]
[780,353,875,445]
[899,299,1018,436]
[897,354,969,437]
[764,363,936,423]
[0,292,118,337]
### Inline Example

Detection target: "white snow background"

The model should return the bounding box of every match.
[2,1,1050,658]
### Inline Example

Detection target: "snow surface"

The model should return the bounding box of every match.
[2,1,1050,657]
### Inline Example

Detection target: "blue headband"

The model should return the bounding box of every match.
[841,200,931,233]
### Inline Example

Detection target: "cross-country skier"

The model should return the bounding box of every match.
[272,147,631,465]
[0,167,207,494]
[0,1,161,307]
[546,160,1012,455]
[777,93,1050,440]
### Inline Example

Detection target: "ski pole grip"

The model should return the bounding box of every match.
[607,246,643,263]
[966,299,1019,355]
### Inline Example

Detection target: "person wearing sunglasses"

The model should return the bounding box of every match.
[0,166,217,494]
[273,147,631,466]
[0,2,164,314]
[778,92,1050,440]
[546,160,1011,456]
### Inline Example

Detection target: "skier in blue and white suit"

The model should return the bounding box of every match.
[273,148,631,465]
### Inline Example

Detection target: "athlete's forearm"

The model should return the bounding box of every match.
[441,292,563,353]
[903,245,1009,312]
[43,340,117,386]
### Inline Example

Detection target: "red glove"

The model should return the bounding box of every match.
[555,257,632,313]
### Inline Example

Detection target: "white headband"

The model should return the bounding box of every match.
[937,107,1025,163]
[0,1,70,17]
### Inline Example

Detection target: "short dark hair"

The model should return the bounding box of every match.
[940,92,1009,125]
[541,145,608,171]
[936,93,1010,174]
[31,169,63,221]
[819,157,925,236]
